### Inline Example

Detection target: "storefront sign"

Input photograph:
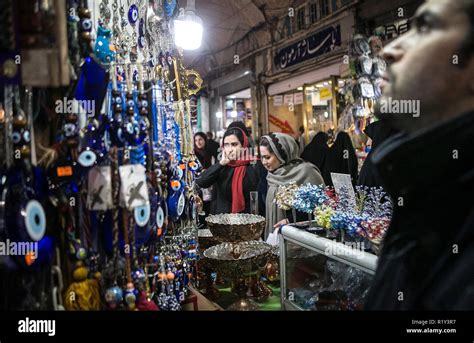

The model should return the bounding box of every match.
[374,19,409,41]
[284,94,294,105]
[273,95,283,107]
[319,87,332,101]
[269,115,294,134]
[294,92,304,105]
[274,25,341,70]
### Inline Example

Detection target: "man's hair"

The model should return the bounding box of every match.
[456,0,474,66]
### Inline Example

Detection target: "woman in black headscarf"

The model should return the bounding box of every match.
[301,132,329,172]
[358,120,400,188]
[322,131,358,186]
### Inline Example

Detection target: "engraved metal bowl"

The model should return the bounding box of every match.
[203,241,272,279]
[205,213,266,243]
[198,229,219,250]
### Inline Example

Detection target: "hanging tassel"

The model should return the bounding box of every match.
[64,261,102,310]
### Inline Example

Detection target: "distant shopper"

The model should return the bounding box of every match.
[206,131,220,160]
[298,125,305,154]
[357,120,399,188]
[301,132,330,173]
[322,131,358,186]
[194,132,213,169]
[194,132,214,217]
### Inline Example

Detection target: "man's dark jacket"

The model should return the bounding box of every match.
[365,111,474,310]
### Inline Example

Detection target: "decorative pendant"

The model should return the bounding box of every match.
[128,4,139,25]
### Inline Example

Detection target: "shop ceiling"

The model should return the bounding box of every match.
[181,0,294,78]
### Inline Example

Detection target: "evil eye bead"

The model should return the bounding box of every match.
[117,128,124,142]
[114,96,122,104]
[81,19,92,31]
[170,180,181,192]
[156,205,165,229]
[127,99,134,108]
[78,149,97,167]
[25,200,46,241]
[188,161,199,171]
[175,166,184,180]
[64,123,76,137]
[126,122,134,134]
[128,4,139,24]
[141,100,148,108]
[23,130,31,143]
[134,204,151,227]
[177,192,185,216]
[12,131,21,144]
[138,35,146,48]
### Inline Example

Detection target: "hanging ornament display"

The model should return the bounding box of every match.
[0,0,202,312]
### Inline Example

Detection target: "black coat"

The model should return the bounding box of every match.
[322,132,358,186]
[196,162,260,214]
[358,120,399,188]
[206,139,220,160]
[301,132,329,172]
[365,111,474,310]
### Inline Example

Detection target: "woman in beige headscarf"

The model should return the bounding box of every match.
[259,132,325,239]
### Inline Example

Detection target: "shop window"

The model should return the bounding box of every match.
[331,0,339,12]
[319,0,329,18]
[309,3,318,24]
[297,7,306,31]
[283,15,293,38]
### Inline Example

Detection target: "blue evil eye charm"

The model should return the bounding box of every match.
[126,122,134,134]
[25,200,46,241]
[63,123,77,137]
[164,0,177,17]
[81,19,92,31]
[128,5,139,24]
[170,180,182,192]
[78,149,97,167]
[156,204,165,228]
[188,161,199,172]
[12,131,21,144]
[23,131,31,143]
[138,35,146,48]
[167,190,184,219]
[174,165,184,180]
[134,204,151,227]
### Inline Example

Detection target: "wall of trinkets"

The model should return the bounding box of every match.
[336,35,387,166]
[0,0,204,311]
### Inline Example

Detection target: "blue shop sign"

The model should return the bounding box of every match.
[274,25,341,70]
